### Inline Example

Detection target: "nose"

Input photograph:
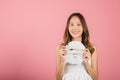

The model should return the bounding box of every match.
[72,25,79,29]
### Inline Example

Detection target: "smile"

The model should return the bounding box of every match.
[71,30,80,34]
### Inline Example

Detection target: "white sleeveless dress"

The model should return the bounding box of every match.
[62,41,92,80]
[62,60,92,80]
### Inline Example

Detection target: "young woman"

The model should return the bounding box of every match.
[56,13,98,80]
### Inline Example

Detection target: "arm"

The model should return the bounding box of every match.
[84,45,98,80]
[56,44,66,80]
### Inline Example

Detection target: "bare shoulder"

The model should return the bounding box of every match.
[91,43,98,63]
[91,43,97,50]
[91,43,98,54]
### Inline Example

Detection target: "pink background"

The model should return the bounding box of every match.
[0,0,120,80]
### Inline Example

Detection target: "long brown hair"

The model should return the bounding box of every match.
[63,12,95,54]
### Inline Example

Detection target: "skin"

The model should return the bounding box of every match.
[57,16,98,80]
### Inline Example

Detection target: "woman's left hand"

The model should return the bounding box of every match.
[83,49,91,63]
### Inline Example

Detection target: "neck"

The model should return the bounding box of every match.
[72,37,82,42]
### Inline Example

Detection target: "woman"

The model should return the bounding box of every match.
[56,13,98,80]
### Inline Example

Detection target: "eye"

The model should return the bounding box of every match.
[69,23,74,26]
[70,49,73,50]
[77,23,81,26]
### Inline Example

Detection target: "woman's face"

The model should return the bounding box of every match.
[68,16,83,39]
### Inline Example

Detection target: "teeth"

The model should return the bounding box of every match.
[72,31,79,34]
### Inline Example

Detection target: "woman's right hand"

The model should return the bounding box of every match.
[58,46,67,60]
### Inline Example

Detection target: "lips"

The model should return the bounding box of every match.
[71,30,80,34]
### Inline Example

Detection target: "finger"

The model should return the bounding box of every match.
[64,50,67,55]
[61,46,66,49]
[84,58,89,63]
[59,50,64,56]
[61,50,67,56]
[83,52,87,56]
[62,49,66,51]
[61,47,66,51]
[85,56,88,59]
[83,53,86,57]
[83,49,86,53]
[62,53,65,56]
[85,49,89,52]
[84,55,89,60]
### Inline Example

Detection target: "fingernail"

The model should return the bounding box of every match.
[86,50,88,52]
[85,57,88,59]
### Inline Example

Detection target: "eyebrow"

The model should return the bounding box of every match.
[69,22,81,24]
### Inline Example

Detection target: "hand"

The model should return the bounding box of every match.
[83,49,91,63]
[58,46,67,60]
